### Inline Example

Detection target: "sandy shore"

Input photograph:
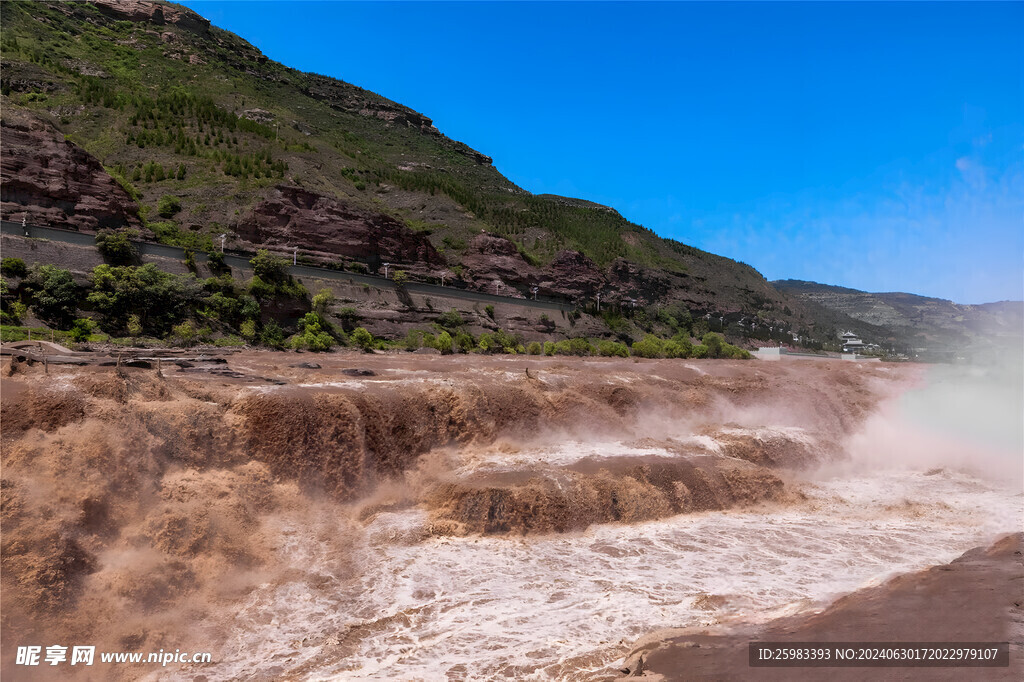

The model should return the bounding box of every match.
[618,533,1023,680]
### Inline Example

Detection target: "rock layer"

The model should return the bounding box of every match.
[235,185,443,273]
[0,109,142,231]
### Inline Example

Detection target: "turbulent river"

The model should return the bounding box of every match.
[181,363,1023,681]
[194,468,1018,681]
[3,355,1020,682]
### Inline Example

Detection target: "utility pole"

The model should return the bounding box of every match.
[293,246,298,265]
[219,233,227,252]
[383,262,390,279]
[440,273,446,287]
[494,280,500,295]
[596,292,601,311]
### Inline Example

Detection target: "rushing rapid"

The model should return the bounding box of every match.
[3,354,1019,681]
[191,465,1018,681]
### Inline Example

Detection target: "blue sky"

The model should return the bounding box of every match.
[180,1,1023,304]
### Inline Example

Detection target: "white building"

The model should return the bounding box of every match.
[840,331,865,353]
[840,330,881,353]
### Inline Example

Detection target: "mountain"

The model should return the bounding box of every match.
[774,280,1024,359]
[0,0,1018,354]
[0,1,802,322]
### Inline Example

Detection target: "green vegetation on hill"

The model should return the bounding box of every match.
[2,256,753,359]
[5,0,993,357]
[0,0,749,275]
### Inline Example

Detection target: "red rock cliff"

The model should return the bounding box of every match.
[0,109,142,231]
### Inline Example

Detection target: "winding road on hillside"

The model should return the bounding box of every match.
[0,220,576,314]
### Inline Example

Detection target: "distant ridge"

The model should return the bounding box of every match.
[774,279,1023,358]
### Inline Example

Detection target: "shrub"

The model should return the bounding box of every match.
[351,326,374,351]
[259,321,285,349]
[1,300,27,325]
[203,291,240,321]
[495,329,523,353]
[250,249,289,282]
[702,332,725,358]
[597,340,630,357]
[631,334,666,359]
[157,194,181,218]
[106,165,141,200]
[337,307,359,322]
[204,273,240,296]
[437,308,465,329]
[543,341,555,356]
[436,330,453,354]
[214,336,245,347]
[485,304,495,319]
[669,333,694,358]
[239,319,257,340]
[526,341,543,355]
[172,320,197,345]
[404,328,425,350]
[95,229,139,265]
[312,288,334,314]
[207,251,228,274]
[601,310,627,332]
[247,275,276,300]
[69,318,96,342]
[87,264,202,335]
[291,312,334,351]
[454,331,475,352]
[391,269,408,287]
[477,332,496,353]
[663,340,689,359]
[691,344,709,359]
[126,314,143,338]
[722,343,752,359]
[240,296,260,320]
[25,264,79,327]
[553,337,595,356]
[443,236,466,251]
[148,221,213,251]
[476,329,519,354]
[1,258,27,278]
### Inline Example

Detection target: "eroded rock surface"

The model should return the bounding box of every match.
[0,109,142,231]
[236,185,443,273]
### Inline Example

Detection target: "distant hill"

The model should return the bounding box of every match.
[774,280,1024,359]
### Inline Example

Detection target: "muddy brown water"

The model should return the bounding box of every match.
[1,353,1018,680]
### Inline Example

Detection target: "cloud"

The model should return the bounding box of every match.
[682,146,1023,303]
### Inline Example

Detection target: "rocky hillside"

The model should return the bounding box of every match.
[0,0,803,327]
[1,107,144,232]
[1,0,1017,354]
[775,280,1024,359]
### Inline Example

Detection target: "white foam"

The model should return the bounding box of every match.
[455,440,683,473]
[175,469,1022,681]
[716,424,816,442]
